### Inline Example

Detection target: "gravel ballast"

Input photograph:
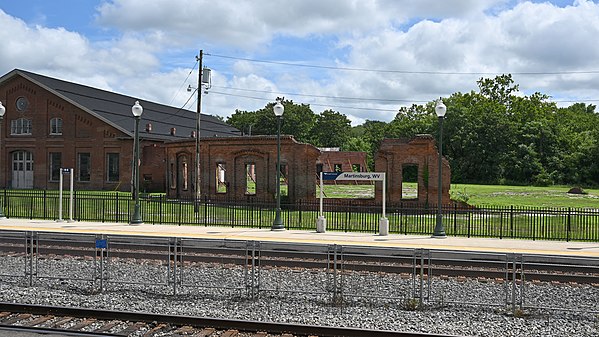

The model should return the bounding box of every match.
[0,255,597,337]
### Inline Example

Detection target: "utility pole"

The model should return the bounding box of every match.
[195,50,203,208]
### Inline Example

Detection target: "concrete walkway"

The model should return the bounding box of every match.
[0,218,598,257]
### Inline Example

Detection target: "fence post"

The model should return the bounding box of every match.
[204,195,208,226]
[3,189,6,218]
[453,203,457,235]
[499,206,503,240]
[298,199,302,229]
[567,207,571,242]
[116,193,120,223]
[510,205,514,238]
[159,195,163,225]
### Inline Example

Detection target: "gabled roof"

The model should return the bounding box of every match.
[0,69,241,141]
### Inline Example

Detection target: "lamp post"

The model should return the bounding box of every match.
[130,101,143,225]
[0,101,5,219]
[272,100,284,230]
[432,99,447,238]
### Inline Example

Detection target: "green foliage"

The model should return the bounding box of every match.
[404,298,422,311]
[450,184,599,208]
[225,75,599,188]
[311,109,351,147]
[226,99,316,143]
[450,187,470,204]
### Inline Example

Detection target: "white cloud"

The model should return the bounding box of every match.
[3,1,599,125]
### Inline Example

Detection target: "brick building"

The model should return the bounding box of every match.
[164,135,320,201]
[0,69,240,192]
[316,148,367,173]
[0,69,450,205]
[375,135,451,205]
[164,134,450,205]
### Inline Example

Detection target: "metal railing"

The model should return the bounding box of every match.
[1,190,598,241]
[1,230,597,314]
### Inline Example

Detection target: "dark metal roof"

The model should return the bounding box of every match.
[1,69,241,141]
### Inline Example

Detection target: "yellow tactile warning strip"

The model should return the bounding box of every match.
[1,220,599,258]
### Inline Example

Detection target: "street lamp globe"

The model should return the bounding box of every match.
[273,101,284,117]
[132,100,143,117]
[0,101,6,117]
[435,99,446,118]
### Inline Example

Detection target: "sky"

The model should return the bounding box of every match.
[1,0,598,125]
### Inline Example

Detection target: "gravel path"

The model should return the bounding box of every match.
[0,255,597,337]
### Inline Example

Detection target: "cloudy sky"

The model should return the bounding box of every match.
[1,0,598,125]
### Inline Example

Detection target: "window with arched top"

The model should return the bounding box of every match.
[10,118,32,135]
[50,117,63,135]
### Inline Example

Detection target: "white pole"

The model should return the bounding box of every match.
[382,173,386,218]
[316,171,326,233]
[68,168,74,222]
[379,173,389,236]
[319,171,323,217]
[58,169,63,222]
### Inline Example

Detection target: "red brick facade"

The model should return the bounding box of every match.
[164,134,450,205]
[375,135,451,205]
[0,73,163,192]
[317,150,367,172]
[164,136,321,201]
[1,71,451,205]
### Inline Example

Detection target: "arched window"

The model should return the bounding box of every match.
[10,118,32,135]
[50,117,63,135]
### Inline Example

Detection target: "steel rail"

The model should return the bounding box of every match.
[0,325,121,337]
[0,233,597,284]
[0,302,460,337]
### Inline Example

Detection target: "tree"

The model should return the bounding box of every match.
[311,109,352,147]
[386,103,436,139]
[226,99,316,143]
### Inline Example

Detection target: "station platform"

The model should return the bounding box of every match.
[0,218,598,258]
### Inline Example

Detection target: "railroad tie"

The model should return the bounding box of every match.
[2,313,31,325]
[68,318,97,331]
[118,321,147,336]
[142,323,169,337]
[221,330,239,337]
[50,316,74,328]
[94,320,121,333]
[192,327,215,337]
[173,325,195,334]
[252,332,267,337]
[24,315,54,327]
[0,312,11,319]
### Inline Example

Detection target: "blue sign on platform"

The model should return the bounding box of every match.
[95,239,107,249]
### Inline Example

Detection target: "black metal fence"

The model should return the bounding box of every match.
[1,189,598,242]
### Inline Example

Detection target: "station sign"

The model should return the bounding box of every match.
[321,172,385,181]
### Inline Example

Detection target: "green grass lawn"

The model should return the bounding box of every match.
[315,182,599,209]
[451,184,599,208]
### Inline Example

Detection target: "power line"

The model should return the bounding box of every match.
[169,60,199,105]
[207,53,599,76]
[211,85,424,103]
[209,90,399,112]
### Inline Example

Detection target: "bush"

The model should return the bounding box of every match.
[450,187,470,204]
[532,170,554,187]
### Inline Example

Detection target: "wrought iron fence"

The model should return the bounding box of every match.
[1,189,598,241]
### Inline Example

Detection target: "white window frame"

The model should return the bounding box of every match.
[10,118,32,135]
[50,117,63,135]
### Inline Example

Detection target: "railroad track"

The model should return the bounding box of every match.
[0,302,458,337]
[0,233,598,284]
